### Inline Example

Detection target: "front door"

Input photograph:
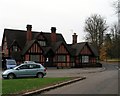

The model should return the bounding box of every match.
[45,57,54,67]
[45,49,54,67]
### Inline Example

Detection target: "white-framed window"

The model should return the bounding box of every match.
[13,46,18,52]
[82,56,89,63]
[38,41,46,46]
[58,55,66,62]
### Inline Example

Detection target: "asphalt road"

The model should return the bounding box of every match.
[45,67,105,78]
[42,63,119,94]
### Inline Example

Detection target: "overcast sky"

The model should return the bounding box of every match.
[0,0,117,45]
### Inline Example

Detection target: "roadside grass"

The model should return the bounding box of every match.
[2,77,73,95]
[106,58,120,62]
[0,79,2,96]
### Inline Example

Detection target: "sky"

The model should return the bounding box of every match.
[0,0,117,45]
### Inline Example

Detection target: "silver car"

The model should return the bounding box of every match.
[23,61,35,64]
[2,63,46,79]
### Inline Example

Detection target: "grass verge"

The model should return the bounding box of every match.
[2,77,74,95]
[106,58,120,62]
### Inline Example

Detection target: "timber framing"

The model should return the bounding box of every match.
[1,25,100,68]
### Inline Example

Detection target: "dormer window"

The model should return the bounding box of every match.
[38,41,46,46]
[13,46,18,52]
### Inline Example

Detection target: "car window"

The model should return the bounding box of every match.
[34,65,40,68]
[29,64,34,69]
[29,64,40,69]
[19,65,29,69]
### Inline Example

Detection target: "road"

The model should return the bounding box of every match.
[42,63,119,94]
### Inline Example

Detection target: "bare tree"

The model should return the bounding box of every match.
[84,14,108,52]
[110,23,120,58]
[113,0,120,34]
[110,23,118,38]
[113,0,120,14]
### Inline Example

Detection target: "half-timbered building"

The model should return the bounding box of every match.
[1,25,99,68]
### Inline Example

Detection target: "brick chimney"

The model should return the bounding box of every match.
[51,27,57,43]
[72,33,77,44]
[26,24,32,41]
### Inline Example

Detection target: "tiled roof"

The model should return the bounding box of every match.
[11,51,22,61]
[88,43,99,56]
[22,40,36,55]
[71,42,99,56]
[2,28,98,57]
[3,29,26,49]
[3,29,66,49]
[42,46,54,56]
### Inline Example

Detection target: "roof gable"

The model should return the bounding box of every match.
[34,32,46,40]
[51,41,70,54]
[80,44,92,55]
[22,40,45,55]
[22,40,36,55]
[4,29,27,49]
[56,42,69,54]
[71,42,98,56]
[9,40,21,50]
[71,42,86,56]
[42,46,54,56]
[88,43,99,56]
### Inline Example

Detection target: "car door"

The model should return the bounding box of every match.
[27,64,40,76]
[15,64,30,77]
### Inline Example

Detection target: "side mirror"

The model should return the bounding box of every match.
[16,68,20,70]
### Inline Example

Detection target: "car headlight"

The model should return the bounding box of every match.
[2,70,10,75]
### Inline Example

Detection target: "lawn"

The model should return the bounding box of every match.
[2,77,73,95]
[107,58,120,62]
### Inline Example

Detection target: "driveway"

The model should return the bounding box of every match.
[43,63,118,94]
[46,67,105,77]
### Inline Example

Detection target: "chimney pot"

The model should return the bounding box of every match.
[26,24,32,31]
[74,33,76,35]
[51,27,57,43]
[51,27,56,33]
[72,33,77,44]
[26,24,32,41]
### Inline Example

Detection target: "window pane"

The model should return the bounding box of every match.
[29,65,34,69]
[30,55,39,62]
[13,46,17,51]
[19,65,29,69]
[58,55,66,62]
[34,65,40,68]
[28,64,40,69]
[38,41,46,46]
[82,56,89,63]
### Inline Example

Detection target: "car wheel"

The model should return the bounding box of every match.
[37,73,43,78]
[8,73,15,79]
